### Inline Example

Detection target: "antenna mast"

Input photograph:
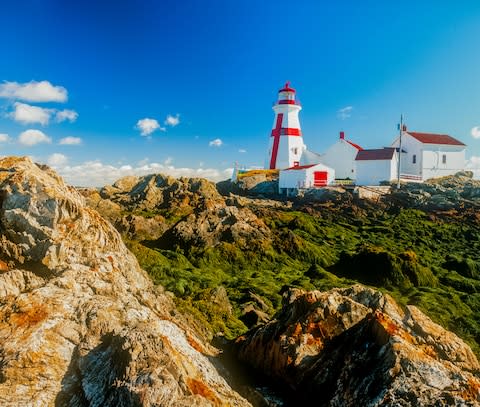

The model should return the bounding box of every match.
[396,114,403,189]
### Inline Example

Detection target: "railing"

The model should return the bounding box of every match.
[400,173,422,181]
[334,179,355,186]
[272,98,302,106]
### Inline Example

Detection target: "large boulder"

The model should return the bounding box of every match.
[0,157,249,406]
[169,200,272,250]
[236,285,480,406]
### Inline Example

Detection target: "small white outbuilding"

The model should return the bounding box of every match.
[279,163,335,194]
[355,147,399,186]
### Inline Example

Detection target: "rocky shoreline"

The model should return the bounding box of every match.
[0,157,479,405]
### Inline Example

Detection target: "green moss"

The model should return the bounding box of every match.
[127,205,480,358]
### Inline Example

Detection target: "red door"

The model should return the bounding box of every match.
[313,171,328,187]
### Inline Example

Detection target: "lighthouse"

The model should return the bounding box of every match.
[266,81,305,169]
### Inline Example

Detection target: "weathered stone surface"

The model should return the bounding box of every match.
[170,201,271,250]
[217,174,278,197]
[391,171,480,210]
[0,157,250,406]
[81,173,273,249]
[237,285,480,406]
[100,173,223,212]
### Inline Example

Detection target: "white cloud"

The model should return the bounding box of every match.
[466,156,480,179]
[209,138,223,147]
[11,102,53,125]
[337,106,353,120]
[56,109,78,123]
[136,118,165,136]
[0,133,10,143]
[470,126,480,139]
[238,149,247,153]
[0,80,67,102]
[18,129,52,146]
[164,157,173,165]
[165,114,180,127]
[55,160,233,187]
[47,153,68,167]
[59,136,82,145]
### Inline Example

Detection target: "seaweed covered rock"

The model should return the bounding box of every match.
[335,246,437,288]
[236,285,480,406]
[0,157,250,406]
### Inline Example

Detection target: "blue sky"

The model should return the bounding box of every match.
[0,1,480,185]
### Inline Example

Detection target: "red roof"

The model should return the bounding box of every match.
[407,132,465,146]
[346,140,363,150]
[285,164,316,170]
[356,148,396,161]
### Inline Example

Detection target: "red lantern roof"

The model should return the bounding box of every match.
[278,81,296,93]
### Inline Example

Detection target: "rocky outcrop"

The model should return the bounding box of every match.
[217,172,278,197]
[390,171,480,210]
[168,200,272,250]
[236,285,480,406]
[0,157,250,406]
[100,173,223,212]
[80,173,273,250]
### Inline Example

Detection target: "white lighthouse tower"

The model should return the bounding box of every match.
[265,81,305,169]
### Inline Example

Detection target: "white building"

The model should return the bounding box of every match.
[355,147,399,186]
[321,131,362,179]
[391,131,466,181]
[279,163,335,194]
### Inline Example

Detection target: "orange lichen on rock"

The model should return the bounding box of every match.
[458,377,480,401]
[306,321,326,339]
[375,310,399,336]
[421,344,437,359]
[10,303,48,328]
[187,378,220,405]
[292,322,303,337]
[0,260,8,272]
[186,334,204,354]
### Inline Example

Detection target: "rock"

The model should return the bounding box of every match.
[236,285,480,406]
[83,173,275,251]
[116,213,169,241]
[100,173,223,212]
[390,171,480,210]
[0,157,250,406]
[168,201,272,250]
[79,188,123,221]
[217,173,279,197]
[112,175,141,191]
[240,305,270,328]
[298,186,347,202]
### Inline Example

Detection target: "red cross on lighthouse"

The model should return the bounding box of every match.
[269,113,283,169]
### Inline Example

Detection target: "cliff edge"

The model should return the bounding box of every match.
[0,157,249,406]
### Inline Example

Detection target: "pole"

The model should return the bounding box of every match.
[397,114,403,189]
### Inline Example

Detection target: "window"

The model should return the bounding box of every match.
[293,147,298,155]
[442,154,447,164]
[412,154,416,164]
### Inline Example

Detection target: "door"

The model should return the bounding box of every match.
[314,171,328,187]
